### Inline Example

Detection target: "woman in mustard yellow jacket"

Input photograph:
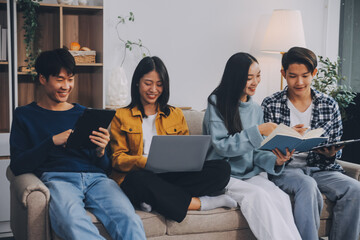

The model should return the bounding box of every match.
[110,56,236,223]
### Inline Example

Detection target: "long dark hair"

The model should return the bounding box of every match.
[127,56,171,117]
[208,52,258,135]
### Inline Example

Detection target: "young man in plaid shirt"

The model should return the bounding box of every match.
[261,47,360,240]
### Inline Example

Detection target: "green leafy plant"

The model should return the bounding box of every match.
[312,56,356,120]
[18,0,43,78]
[116,12,150,66]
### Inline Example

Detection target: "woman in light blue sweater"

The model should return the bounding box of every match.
[203,53,301,240]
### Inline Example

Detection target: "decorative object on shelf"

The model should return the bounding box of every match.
[18,0,43,78]
[261,9,306,90]
[69,42,96,64]
[312,56,356,121]
[106,12,151,108]
[57,0,73,5]
[70,41,80,51]
[78,0,88,6]
[107,66,129,108]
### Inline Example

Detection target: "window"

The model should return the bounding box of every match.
[339,0,360,92]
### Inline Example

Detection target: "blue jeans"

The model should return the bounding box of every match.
[41,172,146,240]
[271,167,360,240]
[312,170,360,240]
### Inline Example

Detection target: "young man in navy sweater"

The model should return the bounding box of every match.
[10,49,146,240]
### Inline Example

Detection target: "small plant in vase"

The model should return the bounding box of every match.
[116,12,151,65]
[107,12,151,108]
[18,0,43,79]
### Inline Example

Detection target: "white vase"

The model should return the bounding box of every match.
[78,0,88,5]
[57,0,73,5]
[106,66,129,107]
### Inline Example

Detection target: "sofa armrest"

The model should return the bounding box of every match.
[337,160,360,181]
[6,166,51,240]
[6,166,50,207]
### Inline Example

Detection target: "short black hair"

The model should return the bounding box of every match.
[35,48,75,81]
[282,47,317,73]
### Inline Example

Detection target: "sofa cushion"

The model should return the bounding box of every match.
[137,210,167,237]
[86,210,167,238]
[166,207,248,235]
[182,110,205,135]
[148,229,256,240]
[321,194,334,219]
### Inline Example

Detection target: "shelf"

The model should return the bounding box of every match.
[17,63,103,75]
[17,72,35,76]
[38,3,103,10]
[15,1,104,109]
[0,62,8,65]
[76,63,103,67]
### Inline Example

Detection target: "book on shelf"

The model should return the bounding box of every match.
[259,123,328,154]
[1,27,7,61]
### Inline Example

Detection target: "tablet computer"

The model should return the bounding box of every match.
[311,138,360,151]
[66,108,116,149]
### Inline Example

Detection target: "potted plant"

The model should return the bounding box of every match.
[312,56,359,163]
[312,56,356,121]
[106,12,151,108]
[18,0,43,78]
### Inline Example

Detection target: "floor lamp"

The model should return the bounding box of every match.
[261,9,306,90]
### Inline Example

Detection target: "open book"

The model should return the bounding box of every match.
[259,124,328,154]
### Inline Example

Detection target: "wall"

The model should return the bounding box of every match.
[104,0,341,110]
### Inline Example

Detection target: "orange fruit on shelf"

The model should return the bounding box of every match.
[70,42,81,51]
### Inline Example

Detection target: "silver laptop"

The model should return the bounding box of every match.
[145,135,211,173]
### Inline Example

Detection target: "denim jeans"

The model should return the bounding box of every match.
[312,170,360,240]
[271,167,360,240]
[41,172,146,240]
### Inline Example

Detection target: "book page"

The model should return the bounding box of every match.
[261,123,302,146]
[303,128,324,139]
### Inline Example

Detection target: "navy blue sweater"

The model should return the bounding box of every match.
[10,102,111,177]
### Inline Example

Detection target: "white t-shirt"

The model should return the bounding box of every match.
[287,99,313,168]
[142,113,158,156]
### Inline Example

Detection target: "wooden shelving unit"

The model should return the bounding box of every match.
[16,2,104,108]
[0,0,10,136]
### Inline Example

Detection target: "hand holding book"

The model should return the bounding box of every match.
[259,124,328,154]
[313,145,344,158]
[272,147,295,165]
[292,123,309,135]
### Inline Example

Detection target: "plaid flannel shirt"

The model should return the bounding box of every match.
[261,87,343,171]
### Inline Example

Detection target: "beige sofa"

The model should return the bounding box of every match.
[6,109,360,240]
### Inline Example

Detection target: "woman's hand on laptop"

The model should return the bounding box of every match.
[90,127,110,157]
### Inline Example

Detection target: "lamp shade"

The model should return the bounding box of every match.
[262,9,306,53]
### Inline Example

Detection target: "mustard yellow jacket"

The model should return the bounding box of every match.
[110,106,189,185]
